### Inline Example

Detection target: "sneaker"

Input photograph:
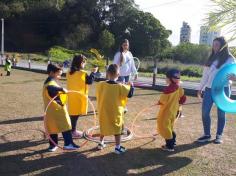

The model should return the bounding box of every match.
[124,107,128,114]
[97,143,106,150]
[161,145,174,152]
[72,130,83,138]
[64,143,80,150]
[214,135,223,144]
[48,146,58,152]
[114,146,126,154]
[121,128,128,135]
[197,135,211,143]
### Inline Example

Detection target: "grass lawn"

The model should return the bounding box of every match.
[0,69,235,176]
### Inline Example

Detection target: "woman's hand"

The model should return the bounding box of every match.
[227,73,236,81]
[197,90,202,99]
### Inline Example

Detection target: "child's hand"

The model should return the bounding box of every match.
[92,67,98,73]
[62,88,68,94]
[127,81,134,86]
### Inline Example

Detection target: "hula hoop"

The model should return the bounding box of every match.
[211,64,236,113]
[133,57,140,71]
[43,90,97,150]
[84,126,133,143]
[131,104,158,138]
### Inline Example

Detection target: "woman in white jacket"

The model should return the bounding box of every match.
[113,39,138,82]
[197,37,235,144]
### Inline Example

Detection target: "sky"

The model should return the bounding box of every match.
[135,0,236,46]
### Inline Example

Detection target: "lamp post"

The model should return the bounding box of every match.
[1,18,4,55]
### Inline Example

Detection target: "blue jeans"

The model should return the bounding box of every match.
[118,76,130,83]
[202,87,229,136]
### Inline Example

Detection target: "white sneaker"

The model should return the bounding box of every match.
[72,130,83,138]
[114,146,126,154]
[64,144,80,150]
[48,146,58,152]
[97,143,106,150]
[214,135,223,144]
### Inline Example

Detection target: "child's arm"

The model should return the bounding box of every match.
[127,83,134,98]
[86,73,95,85]
[179,95,186,105]
[86,67,98,84]
[47,85,66,106]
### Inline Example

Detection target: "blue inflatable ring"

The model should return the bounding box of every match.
[211,64,236,113]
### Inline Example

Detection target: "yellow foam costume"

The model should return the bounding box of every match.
[66,70,88,115]
[42,80,71,134]
[157,86,185,139]
[96,81,130,136]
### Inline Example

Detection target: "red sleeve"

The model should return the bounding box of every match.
[179,95,186,104]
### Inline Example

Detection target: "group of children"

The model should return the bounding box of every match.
[43,54,186,153]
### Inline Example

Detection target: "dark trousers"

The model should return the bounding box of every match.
[49,130,73,147]
[70,115,79,132]
[165,131,176,149]
[6,71,10,76]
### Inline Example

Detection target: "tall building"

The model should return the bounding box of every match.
[180,22,191,43]
[199,26,221,45]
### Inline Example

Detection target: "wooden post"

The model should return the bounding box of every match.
[152,58,157,87]
[105,57,109,79]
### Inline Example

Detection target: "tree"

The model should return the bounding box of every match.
[98,29,115,53]
[206,0,236,41]
[172,43,210,64]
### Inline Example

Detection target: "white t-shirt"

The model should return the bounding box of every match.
[113,51,137,76]
[199,56,236,91]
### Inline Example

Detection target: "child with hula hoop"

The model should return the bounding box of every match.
[43,64,79,152]
[66,55,97,138]
[96,64,134,154]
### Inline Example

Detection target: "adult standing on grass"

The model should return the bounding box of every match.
[113,39,138,83]
[197,37,236,144]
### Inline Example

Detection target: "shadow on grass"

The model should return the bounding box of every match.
[0,116,42,125]
[0,113,97,125]
[0,138,209,176]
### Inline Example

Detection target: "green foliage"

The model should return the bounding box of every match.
[98,30,115,51]
[206,0,236,42]
[48,46,74,62]
[172,43,211,64]
[2,0,171,58]
[139,60,203,77]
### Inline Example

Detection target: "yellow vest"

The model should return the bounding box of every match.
[157,87,184,139]
[96,81,130,136]
[42,80,71,134]
[66,70,89,115]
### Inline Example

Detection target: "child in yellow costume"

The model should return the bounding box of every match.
[4,54,12,76]
[157,69,186,152]
[96,64,134,154]
[66,54,97,138]
[43,64,79,152]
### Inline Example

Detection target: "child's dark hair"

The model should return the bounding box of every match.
[107,64,119,75]
[47,63,62,74]
[70,54,86,75]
